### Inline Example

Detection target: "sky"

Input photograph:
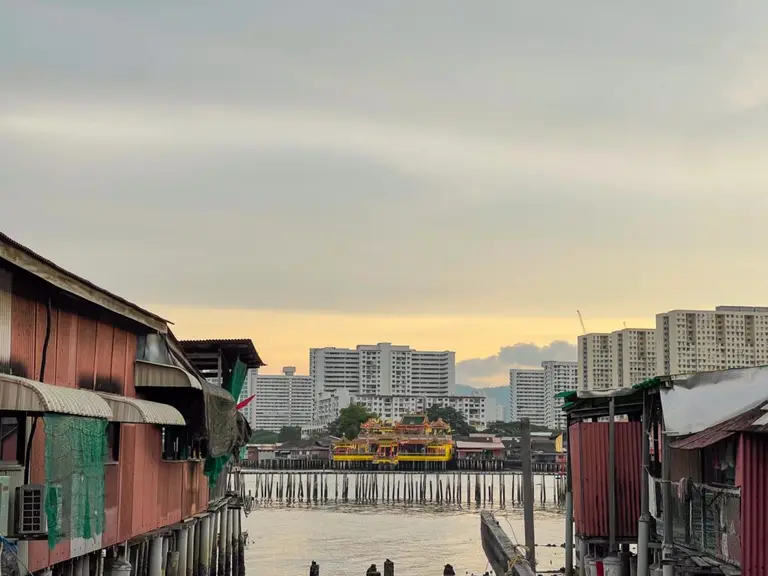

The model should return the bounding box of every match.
[3,2,768,386]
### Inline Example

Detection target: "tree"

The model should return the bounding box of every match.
[327,403,377,439]
[249,429,278,443]
[426,405,474,436]
[277,426,302,442]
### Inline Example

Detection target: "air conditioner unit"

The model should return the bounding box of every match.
[0,476,10,535]
[16,484,59,536]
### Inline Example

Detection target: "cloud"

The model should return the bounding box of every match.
[457,341,577,386]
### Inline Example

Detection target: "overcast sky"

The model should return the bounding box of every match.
[3,2,768,384]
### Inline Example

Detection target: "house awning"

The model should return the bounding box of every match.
[0,373,112,419]
[95,392,186,426]
[134,360,202,389]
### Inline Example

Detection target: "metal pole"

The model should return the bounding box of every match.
[637,390,651,576]
[149,537,164,576]
[565,414,574,576]
[608,397,617,554]
[662,417,674,576]
[521,417,536,568]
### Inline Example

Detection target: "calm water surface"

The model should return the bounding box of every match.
[243,503,566,575]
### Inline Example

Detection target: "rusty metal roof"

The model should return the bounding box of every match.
[0,231,169,332]
[670,406,767,450]
[96,392,185,425]
[0,373,112,418]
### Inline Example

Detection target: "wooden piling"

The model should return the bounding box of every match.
[383,559,394,576]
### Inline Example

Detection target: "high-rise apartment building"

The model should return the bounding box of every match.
[578,333,613,390]
[611,329,656,388]
[656,306,768,375]
[309,346,361,398]
[354,393,488,430]
[310,343,455,398]
[542,361,578,429]
[253,366,314,432]
[238,368,259,428]
[509,368,546,427]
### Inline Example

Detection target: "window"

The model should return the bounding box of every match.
[0,414,25,464]
[106,423,120,463]
[161,427,205,461]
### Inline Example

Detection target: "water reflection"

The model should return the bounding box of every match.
[243,499,566,576]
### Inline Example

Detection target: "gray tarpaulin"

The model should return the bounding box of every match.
[660,366,768,436]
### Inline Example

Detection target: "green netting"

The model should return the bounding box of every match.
[44,415,107,549]
[205,358,248,488]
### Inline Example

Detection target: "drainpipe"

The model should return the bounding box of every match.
[637,390,651,576]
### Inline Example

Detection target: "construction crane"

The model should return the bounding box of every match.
[576,310,587,335]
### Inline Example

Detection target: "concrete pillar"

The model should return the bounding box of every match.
[162,537,170,576]
[177,528,189,576]
[149,537,164,576]
[187,523,196,576]
[199,516,211,576]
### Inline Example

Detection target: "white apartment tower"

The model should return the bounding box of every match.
[578,333,613,390]
[509,368,546,427]
[542,361,578,430]
[311,343,455,398]
[611,329,656,388]
[656,306,768,376]
[253,366,314,433]
[309,346,360,398]
[238,368,258,429]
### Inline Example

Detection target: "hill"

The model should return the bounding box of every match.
[455,384,509,420]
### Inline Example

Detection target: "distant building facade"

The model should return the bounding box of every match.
[542,361,578,430]
[310,343,455,398]
[509,368,546,427]
[656,306,768,375]
[253,366,313,432]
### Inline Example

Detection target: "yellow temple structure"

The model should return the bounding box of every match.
[331,414,454,469]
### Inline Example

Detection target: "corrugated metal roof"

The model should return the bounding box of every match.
[179,339,264,368]
[0,373,112,418]
[96,392,185,425]
[670,407,766,450]
[134,360,203,389]
[0,232,169,332]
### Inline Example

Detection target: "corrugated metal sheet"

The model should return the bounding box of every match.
[0,372,112,418]
[741,434,768,576]
[670,407,765,450]
[570,421,642,539]
[96,392,185,425]
[0,269,11,366]
[135,359,203,389]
